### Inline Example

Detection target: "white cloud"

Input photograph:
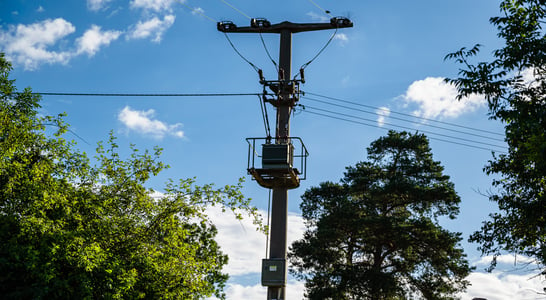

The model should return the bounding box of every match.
[191,7,205,16]
[0,18,75,70]
[306,11,329,22]
[36,6,44,13]
[87,0,112,11]
[127,15,175,43]
[520,67,544,90]
[118,106,184,139]
[214,271,545,300]
[207,281,305,300]
[376,106,391,127]
[475,254,538,267]
[460,272,545,300]
[76,25,121,57]
[0,19,122,70]
[208,206,305,276]
[130,0,178,12]
[334,33,348,43]
[401,77,485,119]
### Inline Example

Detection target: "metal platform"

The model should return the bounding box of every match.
[248,167,301,189]
[246,137,308,189]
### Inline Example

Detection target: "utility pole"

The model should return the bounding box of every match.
[218,17,352,300]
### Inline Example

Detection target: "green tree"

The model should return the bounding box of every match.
[289,131,472,300]
[0,53,262,299]
[445,0,545,274]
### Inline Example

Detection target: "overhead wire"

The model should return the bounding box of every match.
[303,105,506,150]
[44,123,91,146]
[33,92,261,97]
[302,109,506,153]
[305,92,505,137]
[179,1,217,23]
[215,0,267,75]
[223,33,262,73]
[219,0,252,19]
[307,0,333,17]
[217,0,279,74]
[260,32,279,72]
[31,91,507,152]
[258,95,272,138]
[302,96,505,143]
[295,28,338,79]
[29,0,504,154]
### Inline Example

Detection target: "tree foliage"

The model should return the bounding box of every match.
[289,131,472,300]
[0,53,262,299]
[445,0,545,273]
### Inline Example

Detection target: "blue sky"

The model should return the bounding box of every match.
[1,0,545,299]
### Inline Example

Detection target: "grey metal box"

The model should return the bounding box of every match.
[261,258,286,287]
[262,144,293,169]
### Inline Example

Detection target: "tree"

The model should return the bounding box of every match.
[289,131,472,300]
[445,0,545,274]
[0,53,262,299]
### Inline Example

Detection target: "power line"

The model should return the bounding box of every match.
[260,32,279,72]
[301,109,506,153]
[302,105,507,151]
[180,1,217,22]
[303,105,507,150]
[32,92,261,97]
[223,33,262,73]
[219,0,252,19]
[305,92,505,137]
[302,96,505,143]
[258,95,272,138]
[296,28,338,78]
[307,0,333,17]
[181,0,263,75]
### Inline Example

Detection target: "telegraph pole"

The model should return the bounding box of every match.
[218,18,352,300]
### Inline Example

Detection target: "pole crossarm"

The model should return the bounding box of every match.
[218,18,353,34]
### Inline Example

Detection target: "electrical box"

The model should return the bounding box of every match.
[261,258,286,287]
[262,144,293,169]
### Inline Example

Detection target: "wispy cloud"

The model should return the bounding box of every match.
[130,0,179,12]
[127,15,175,43]
[118,106,184,139]
[376,106,391,127]
[0,18,75,70]
[191,7,205,16]
[76,25,121,56]
[334,33,348,43]
[87,0,112,11]
[400,77,485,119]
[306,11,329,22]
